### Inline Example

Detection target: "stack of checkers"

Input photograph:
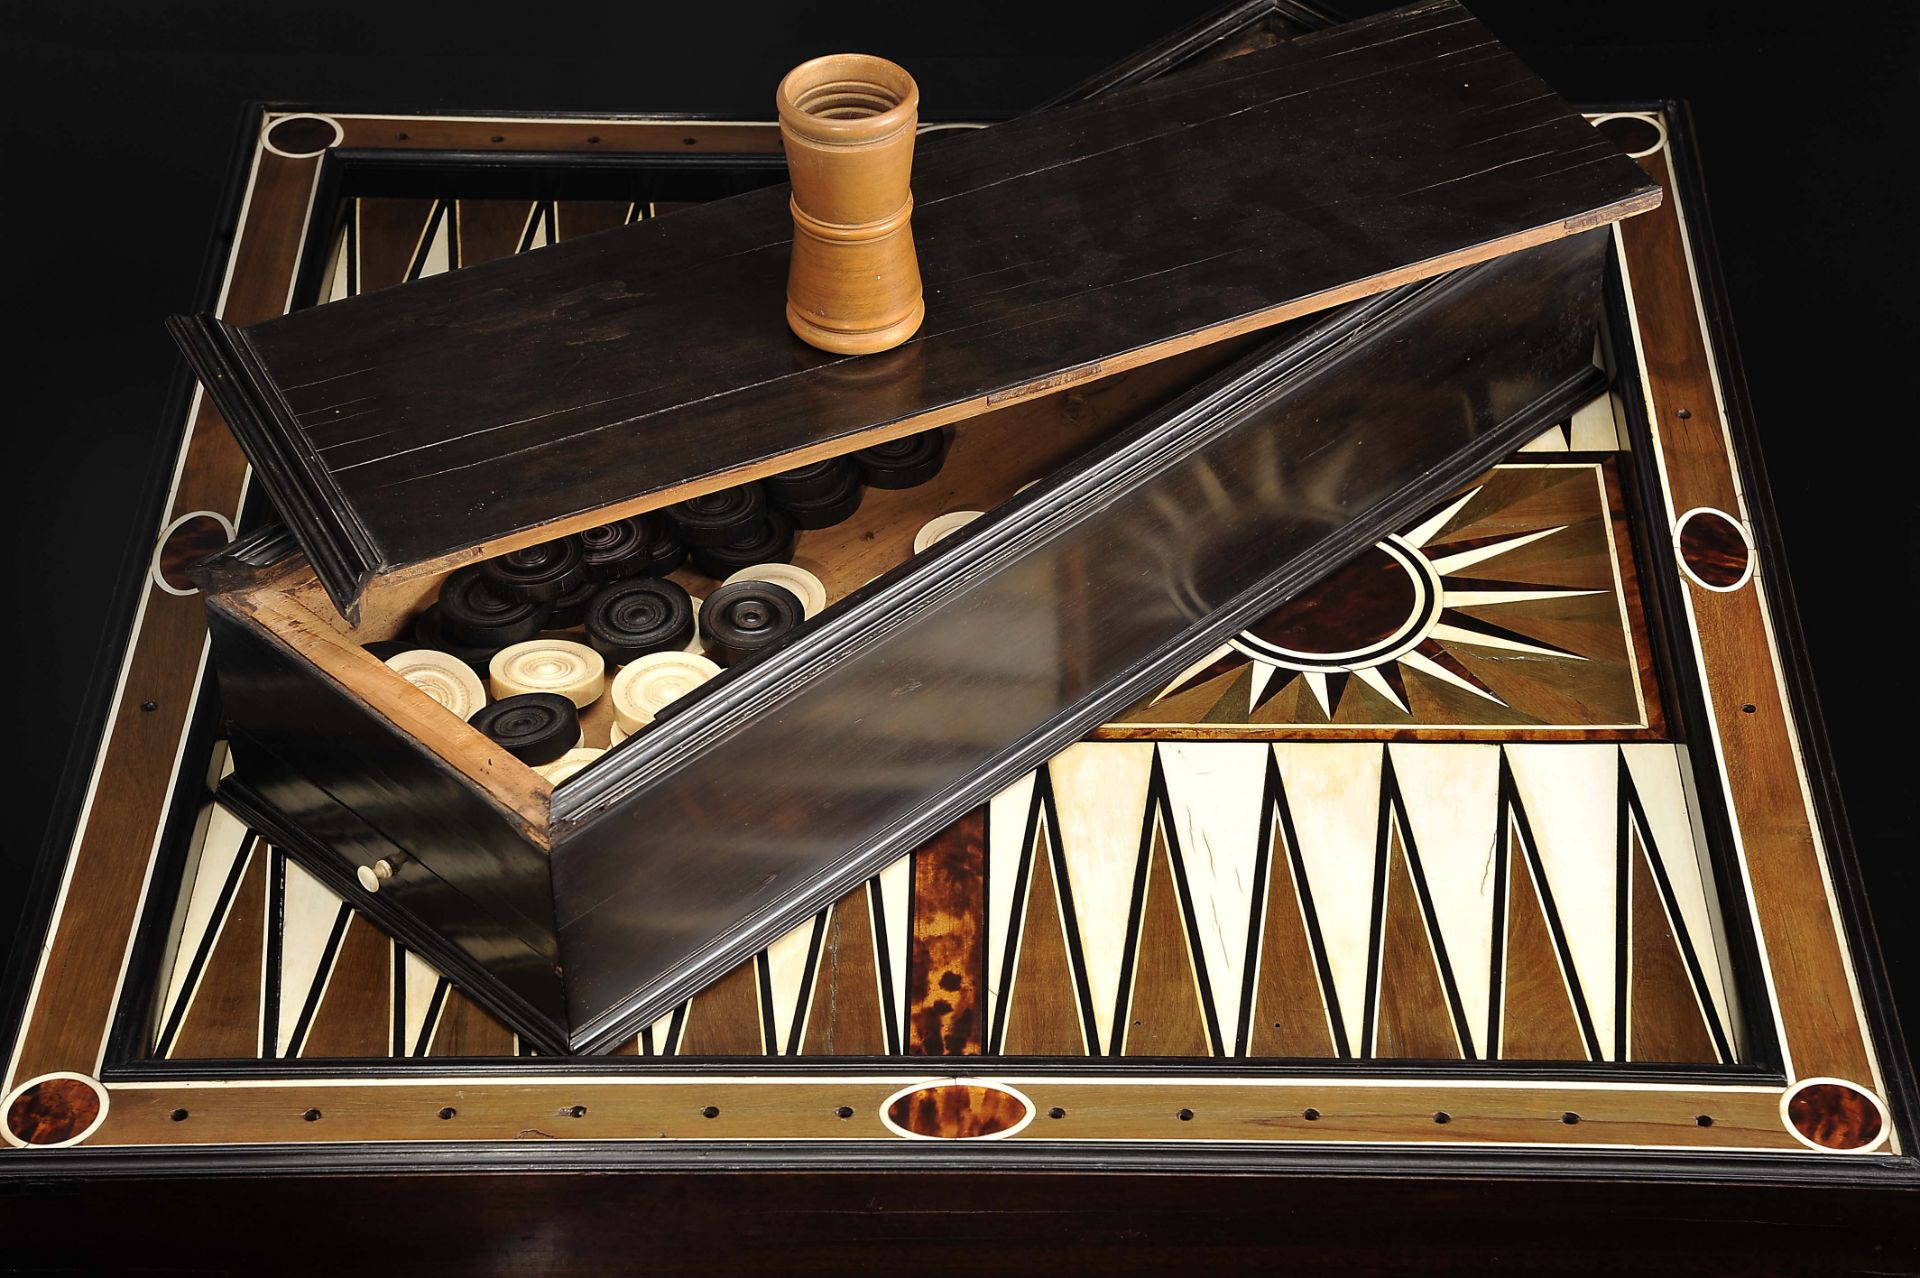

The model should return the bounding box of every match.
[367,518,844,777]
[364,430,947,775]
[668,426,951,577]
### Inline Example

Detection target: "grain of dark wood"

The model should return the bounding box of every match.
[1373,827,1465,1059]
[170,0,1658,618]
[1626,839,1718,1063]
[799,884,890,1055]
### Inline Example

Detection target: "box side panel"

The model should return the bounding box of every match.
[205,601,563,1020]
[218,760,567,1046]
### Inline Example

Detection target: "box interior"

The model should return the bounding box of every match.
[217,342,1249,830]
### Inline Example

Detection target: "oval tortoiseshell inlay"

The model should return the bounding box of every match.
[883,1082,1032,1140]
[1785,1080,1885,1151]
[266,115,342,156]
[1595,115,1664,157]
[155,512,234,593]
[5,1075,105,1148]
[1245,541,1425,657]
[1677,508,1751,590]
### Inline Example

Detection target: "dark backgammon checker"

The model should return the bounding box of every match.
[470,694,582,767]
[479,539,586,603]
[578,517,656,582]
[666,486,769,548]
[584,578,697,663]
[698,579,807,668]
[853,431,950,490]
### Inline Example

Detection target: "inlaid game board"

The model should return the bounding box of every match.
[2,28,1910,1200]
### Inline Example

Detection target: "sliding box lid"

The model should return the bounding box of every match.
[170,0,1658,622]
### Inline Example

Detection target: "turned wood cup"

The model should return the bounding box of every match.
[777,53,924,356]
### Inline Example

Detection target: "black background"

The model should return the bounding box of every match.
[3,0,1915,1128]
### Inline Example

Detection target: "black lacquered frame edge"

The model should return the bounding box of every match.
[7,1135,1918,1190]
[166,314,384,624]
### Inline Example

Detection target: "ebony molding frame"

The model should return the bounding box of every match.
[168,315,384,614]
[7,0,1903,1207]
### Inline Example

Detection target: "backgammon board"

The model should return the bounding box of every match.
[3,12,1914,1264]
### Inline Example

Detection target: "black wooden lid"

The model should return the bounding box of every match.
[168,0,1657,623]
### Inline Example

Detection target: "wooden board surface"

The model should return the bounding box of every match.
[177,0,1659,618]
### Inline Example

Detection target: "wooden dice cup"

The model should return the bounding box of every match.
[777,54,924,355]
